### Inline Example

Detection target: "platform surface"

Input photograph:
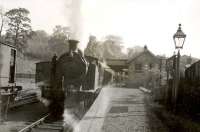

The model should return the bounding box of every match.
[75,86,168,132]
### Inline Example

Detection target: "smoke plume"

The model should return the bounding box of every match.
[65,0,83,41]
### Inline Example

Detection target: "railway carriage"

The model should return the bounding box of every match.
[0,42,17,87]
[0,42,37,111]
[0,42,23,94]
[0,42,23,119]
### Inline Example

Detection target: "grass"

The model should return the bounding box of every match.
[154,107,200,132]
[145,94,200,132]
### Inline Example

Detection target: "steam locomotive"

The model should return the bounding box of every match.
[35,40,114,115]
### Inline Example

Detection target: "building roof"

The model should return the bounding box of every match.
[106,59,128,72]
[127,46,157,64]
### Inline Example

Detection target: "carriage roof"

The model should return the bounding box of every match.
[0,41,16,49]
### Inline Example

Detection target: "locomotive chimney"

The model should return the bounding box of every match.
[68,39,80,56]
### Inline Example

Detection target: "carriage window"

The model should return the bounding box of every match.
[9,49,16,83]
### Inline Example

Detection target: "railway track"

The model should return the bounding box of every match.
[17,114,66,132]
[9,93,39,108]
[16,89,100,132]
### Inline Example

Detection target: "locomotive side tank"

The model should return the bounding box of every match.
[83,56,99,91]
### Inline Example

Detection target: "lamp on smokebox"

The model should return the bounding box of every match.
[173,24,186,49]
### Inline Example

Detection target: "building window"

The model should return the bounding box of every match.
[135,64,142,71]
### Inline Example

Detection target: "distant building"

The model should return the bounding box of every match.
[126,45,160,88]
[103,45,169,88]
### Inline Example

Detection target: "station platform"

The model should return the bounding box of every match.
[75,86,168,132]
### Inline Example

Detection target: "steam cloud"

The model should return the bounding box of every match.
[65,0,83,41]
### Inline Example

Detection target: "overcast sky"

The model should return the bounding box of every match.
[1,0,200,58]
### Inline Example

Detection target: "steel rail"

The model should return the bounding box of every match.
[18,113,50,132]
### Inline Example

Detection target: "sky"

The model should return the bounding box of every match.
[0,0,200,58]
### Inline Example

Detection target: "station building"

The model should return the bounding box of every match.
[107,46,163,88]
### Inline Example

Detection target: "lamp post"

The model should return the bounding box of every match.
[173,24,186,110]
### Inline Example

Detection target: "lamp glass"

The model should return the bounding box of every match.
[174,37,185,49]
